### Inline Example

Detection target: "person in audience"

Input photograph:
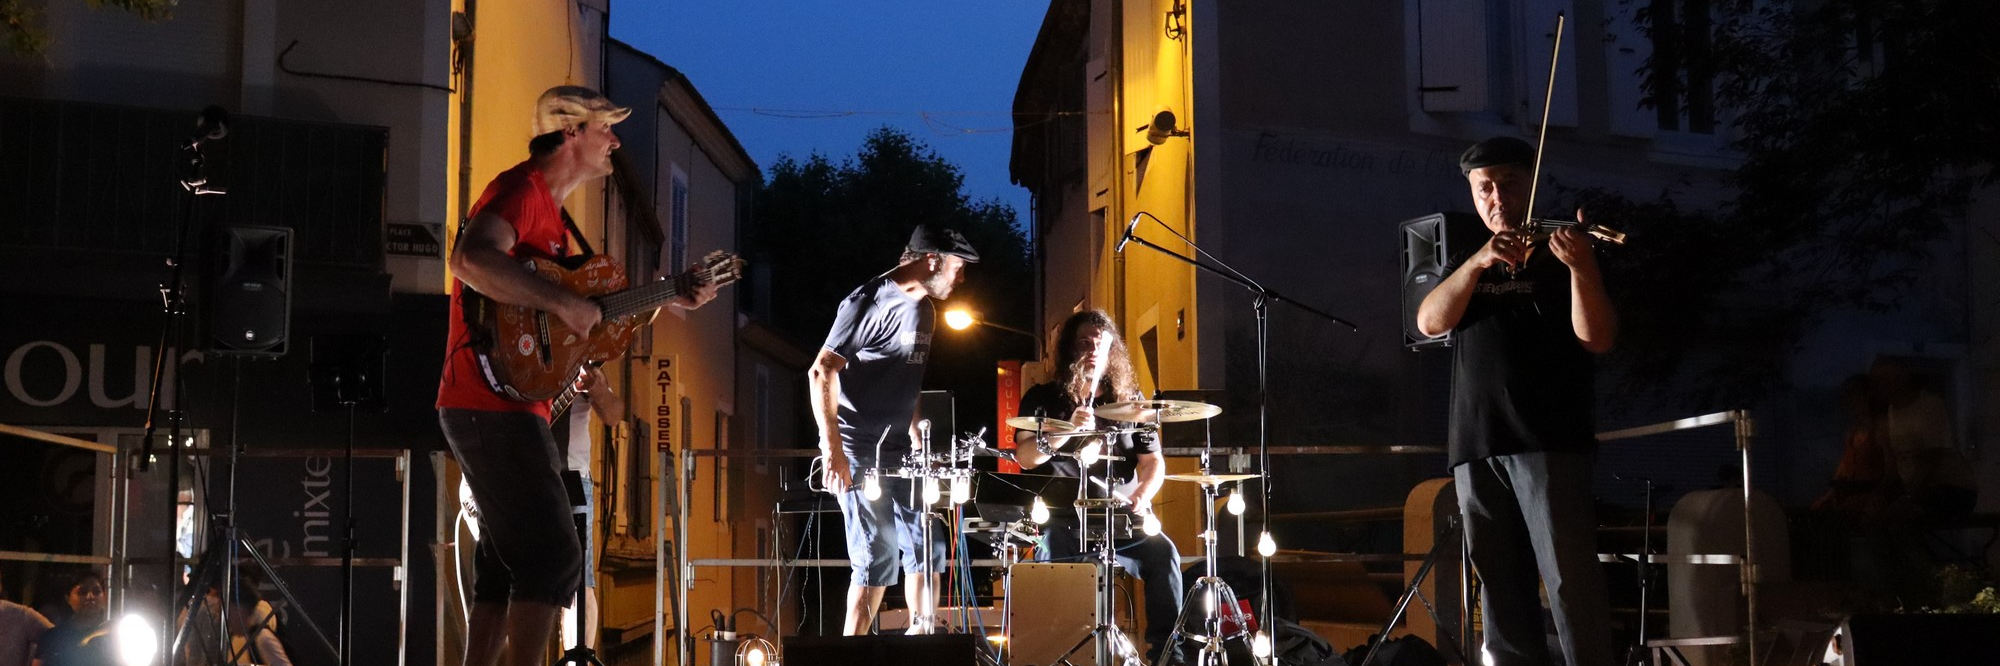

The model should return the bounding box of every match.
[32,571,111,666]
[0,573,53,666]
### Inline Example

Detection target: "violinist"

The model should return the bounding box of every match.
[1414,136,1617,666]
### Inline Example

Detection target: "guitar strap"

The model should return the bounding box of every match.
[560,208,596,258]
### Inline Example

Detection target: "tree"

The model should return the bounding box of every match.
[750,127,1034,433]
[3,0,174,55]
[1578,0,2000,407]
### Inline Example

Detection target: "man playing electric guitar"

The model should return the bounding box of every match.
[437,85,717,666]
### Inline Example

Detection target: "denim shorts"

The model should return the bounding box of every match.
[442,408,583,606]
[838,476,947,586]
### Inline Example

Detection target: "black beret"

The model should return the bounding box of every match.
[1459,136,1536,175]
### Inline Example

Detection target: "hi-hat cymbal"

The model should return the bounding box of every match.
[1097,399,1222,423]
[1163,472,1261,485]
[1005,416,1075,432]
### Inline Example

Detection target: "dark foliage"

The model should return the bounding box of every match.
[1583,0,1999,407]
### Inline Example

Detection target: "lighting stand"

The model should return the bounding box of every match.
[1118,212,1358,663]
[171,359,340,666]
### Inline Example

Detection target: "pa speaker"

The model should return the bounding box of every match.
[1839,613,2000,665]
[782,634,982,666]
[206,225,293,357]
[1398,212,1485,351]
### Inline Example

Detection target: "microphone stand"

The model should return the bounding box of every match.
[1118,212,1357,663]
[142,107,228,659]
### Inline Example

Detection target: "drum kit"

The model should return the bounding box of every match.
[985,398,1254,666]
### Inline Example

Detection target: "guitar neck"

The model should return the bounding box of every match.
[595,272,698,320]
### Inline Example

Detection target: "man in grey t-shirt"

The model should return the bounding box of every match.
[810,225,977,635]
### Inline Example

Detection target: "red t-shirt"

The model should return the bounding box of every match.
[436,161,567,417]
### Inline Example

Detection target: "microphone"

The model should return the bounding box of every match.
[1115,213,1143,253]
[187,105,230,148]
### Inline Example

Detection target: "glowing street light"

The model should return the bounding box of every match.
[941,308,1040,359]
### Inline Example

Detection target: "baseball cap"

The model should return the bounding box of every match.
[1458,136,1536,175]
[532,85,632,136]
[906,225,981,263]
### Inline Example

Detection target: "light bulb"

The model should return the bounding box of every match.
[944,309,976,330]
[1257,531,1278,557]
[1251,631,1273,658]
[922,477,942,504]
[949,476,971,504]
[1226,490,1246,515]
[1079,442,1101,467]
[744,645,766,666]
[1030,497,1051,524]
[1141,512,1162,536]
[115,613,157,666]
[863,475,882,501]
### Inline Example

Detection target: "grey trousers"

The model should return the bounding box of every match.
[1455,451,1614,666]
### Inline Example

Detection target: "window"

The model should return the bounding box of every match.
[1645,0,1717,134]
[754,366,772,473]
[670,165,689,275]
[1607,0,1719,135]
[1413,0,1577,124]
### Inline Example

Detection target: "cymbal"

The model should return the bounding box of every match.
[1163,472,1261,485]
[1005,416,1075,432]
[1096,399,1222,423]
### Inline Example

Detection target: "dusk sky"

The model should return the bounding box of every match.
[612,2,1050,221]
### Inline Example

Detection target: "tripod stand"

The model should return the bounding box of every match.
[1151,468,1257,666]
[1357,516,1468,666]
[171,358,340,666]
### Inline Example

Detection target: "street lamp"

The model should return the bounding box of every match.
[942,308,1038,344]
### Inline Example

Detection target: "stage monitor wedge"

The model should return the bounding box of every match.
[205,225,293,358]
[1398,212,1486,351]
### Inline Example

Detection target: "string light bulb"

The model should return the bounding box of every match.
[863,474,882,501]
[949,475,971,504]
[1141,512,1162,536]
[1030,497,1051,524]
[1251,631,1273,659]
[1226,489,1246,515]
[922,477,942,505]
[1257,530,1278,557]
[1079,441,1101,467]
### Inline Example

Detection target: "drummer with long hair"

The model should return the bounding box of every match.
[1015,309,1184,665]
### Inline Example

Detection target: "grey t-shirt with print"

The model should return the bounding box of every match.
[823,276,934,468]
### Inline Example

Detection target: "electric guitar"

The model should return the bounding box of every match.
[463,250,744,402]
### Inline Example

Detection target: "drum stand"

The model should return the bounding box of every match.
[1047,452,1146,666]
[1152,466,1249,666]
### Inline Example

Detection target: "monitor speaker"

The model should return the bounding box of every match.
[206,225,293,357]
[1398,212,1485,351]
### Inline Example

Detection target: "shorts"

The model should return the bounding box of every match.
[442,408,583,606]
[838,476,947,587]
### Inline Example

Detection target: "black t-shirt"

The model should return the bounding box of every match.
[1016,382,1158,497]
[1447,248,1595,467]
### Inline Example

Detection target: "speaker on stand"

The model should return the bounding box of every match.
[1397,212,1485,351]
[205,225,293,358]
